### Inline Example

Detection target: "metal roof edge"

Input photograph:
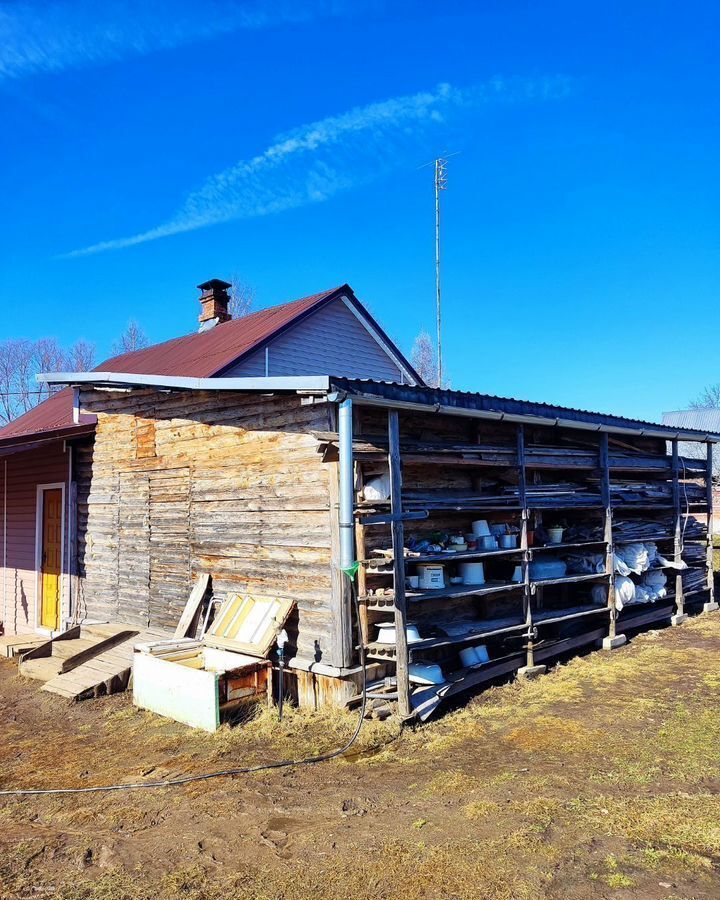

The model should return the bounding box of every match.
[0,422,96,450]
[38,372,331,393]
[328,379,720,443]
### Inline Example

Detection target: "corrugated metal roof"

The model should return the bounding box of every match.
[0,388,97,444]
[332,378,720,441]
[662,409,720,433]
[0,286,343,445]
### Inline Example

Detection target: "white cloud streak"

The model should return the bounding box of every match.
[0,0,362,82]
[64,75,573,258]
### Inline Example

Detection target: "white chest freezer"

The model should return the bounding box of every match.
[133,594,293,732]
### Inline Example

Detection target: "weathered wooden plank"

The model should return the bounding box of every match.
[388,409,411,719]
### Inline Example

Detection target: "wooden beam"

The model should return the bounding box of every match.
[388,409,411,719]
[672,439,684,617]
[354,463,369,646]
[600,432,617,639]
[706,442,716,607]
[174,573,211,638]
[517,424,536,668]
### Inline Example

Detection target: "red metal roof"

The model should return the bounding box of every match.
[0,286,343,446]
[0,389,85,444]
[97,286,342,377]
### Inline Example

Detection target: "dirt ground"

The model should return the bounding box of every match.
[1,615,720,900]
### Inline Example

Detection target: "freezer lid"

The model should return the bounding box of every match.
[204,594,294,657]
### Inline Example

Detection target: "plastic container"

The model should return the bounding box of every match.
[376,622,422,644]
[417,564,445,590]
[500,534,517,549]
[471,520,491,537]
[459,562,485,584]
[459,644,490,667]
[547,526,564,544]
[408,663,445,685]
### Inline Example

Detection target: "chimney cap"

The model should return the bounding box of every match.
[197,278,232,292]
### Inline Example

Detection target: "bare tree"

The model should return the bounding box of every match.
[112,320,149,356]
[0,339,33,423]
[228,276,255,319]
[411,330,438,387]
[33,338,68,403]
[0,335,95,425]
[691,383,720,409]
[66,339,96,373]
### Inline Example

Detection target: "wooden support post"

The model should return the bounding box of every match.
[599,432,621,647]
[517,425,543,678]
[388,409,411,719]
[671,439,686,623]
[328,462,354,668]
[354,463,369,645]
[704,442,718,612]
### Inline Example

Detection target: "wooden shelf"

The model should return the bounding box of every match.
[610,503,675,510]
[531,605,610,626]
[363,547,522,569]
[531,540,607,552]
[528,502,604,510]
[366,603,612,660]
[682,586,711,599]
[363,580,524,609]
[365,614,528,658]
[530,572,609,589]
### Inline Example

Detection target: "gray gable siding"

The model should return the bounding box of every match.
[223,298,406,381]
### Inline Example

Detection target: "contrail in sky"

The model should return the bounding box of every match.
[0,0,365,82]
[64,75,573,258]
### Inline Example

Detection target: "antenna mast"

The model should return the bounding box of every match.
[434,157,447,388]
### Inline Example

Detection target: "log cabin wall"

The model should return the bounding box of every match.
[74,388,345,666]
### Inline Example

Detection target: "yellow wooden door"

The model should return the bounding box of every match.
[40,488,63,630]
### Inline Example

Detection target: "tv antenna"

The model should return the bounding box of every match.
[434,157,447,388]
[420,151,458,388]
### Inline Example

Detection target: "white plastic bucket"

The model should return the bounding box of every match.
[460,644,490,667]
[459,562,485,584]
[471,519,491,536]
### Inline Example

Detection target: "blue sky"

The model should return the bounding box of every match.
[1,0,718,422]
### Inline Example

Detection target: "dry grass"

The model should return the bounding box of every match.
[1,614,720,899]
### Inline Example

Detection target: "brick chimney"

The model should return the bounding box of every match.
[197,278,231,331]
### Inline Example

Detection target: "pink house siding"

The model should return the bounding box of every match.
[0,441,70,636]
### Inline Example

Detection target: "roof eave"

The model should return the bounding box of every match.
[0,422,96,450]
[328,379,720,443]
[38,372,332,393]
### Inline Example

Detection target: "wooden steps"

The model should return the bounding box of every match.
[0,634,48,658]
[19,624,139,683]
[41,628,166,700]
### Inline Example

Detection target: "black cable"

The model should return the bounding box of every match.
[0,578,380,798]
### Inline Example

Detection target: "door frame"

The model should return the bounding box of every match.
[35,482,66,635]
